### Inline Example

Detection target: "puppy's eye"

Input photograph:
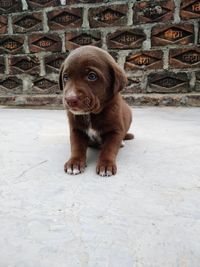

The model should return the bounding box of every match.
[63,74,69,82]
[87,72,97,81]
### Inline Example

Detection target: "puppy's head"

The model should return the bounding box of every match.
[59,45,127,115]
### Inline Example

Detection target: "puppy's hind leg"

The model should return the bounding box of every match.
[120,133,134,147]
[124,133,134,140]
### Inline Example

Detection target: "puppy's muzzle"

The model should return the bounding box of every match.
[65,96,79,108]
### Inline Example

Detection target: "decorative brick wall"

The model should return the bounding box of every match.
[0,0,200,107]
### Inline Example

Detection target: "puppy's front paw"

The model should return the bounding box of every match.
[96,159,117,177]
[64,157,86,175]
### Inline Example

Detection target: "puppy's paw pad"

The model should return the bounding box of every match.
[99,170,112,177]
[73,167,81,175]
[66,167,81,175]
[64,158,86,175]
[66,168,73,175]
[96,160,117,177]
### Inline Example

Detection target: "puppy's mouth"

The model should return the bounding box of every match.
[64,104,88,115]
[63,95,101,114]
[69,109,90,115]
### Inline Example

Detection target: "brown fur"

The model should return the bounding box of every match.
[59,45,133,176]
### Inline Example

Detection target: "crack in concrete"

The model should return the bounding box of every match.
[14,160,48,181]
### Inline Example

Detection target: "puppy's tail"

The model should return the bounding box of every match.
[124,133,134,140]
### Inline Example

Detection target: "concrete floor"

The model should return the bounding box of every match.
[0,107,200,267]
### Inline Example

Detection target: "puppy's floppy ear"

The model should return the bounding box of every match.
[59,63,64,91]
[110,61,127,94]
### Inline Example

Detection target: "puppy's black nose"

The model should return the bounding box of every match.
[65,96,79,108]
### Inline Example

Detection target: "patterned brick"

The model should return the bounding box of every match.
[9,56,40,75]
[107,29,146,50]
[48,7,83,30]
[0,15,8,34]
[0,0,199,107]
[0,76,22,95]
[45,54,67,73]
[13,12,43,33]
[28,34,62,53]
[152,24,194,46]
[66,31,102,51]
[67,0,104,3]
[198,22,200,44]
[133,0,174,24]
[32,77,60,94]
[0,36,24,54]
[195,71,200,91]
[27,0,60,9]
[122,75,144,94]
[181,0,200,20]
[147,72,189,93]
[108,51,118,62]
[169,48,200,69]
[0,0,22,14]
[89,4,128,28]
[125,51,163,71]
[0,56,5,74]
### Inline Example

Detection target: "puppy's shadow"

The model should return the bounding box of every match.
[86,147,100,165]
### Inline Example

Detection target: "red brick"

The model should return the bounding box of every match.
[45,53,68,73]
[152,24,194,46]
[186,94,200,106]
[0,0,22,14]
[107,29,146,50]
[147,72,189,93]
[9,55,40,75]
[48,7,83,30]
[0,95,63,106]
[0,96,16,105]
[32,77,60,94]
[181,0,200,20]
[0,56,5,74]
[0,35,24,54]
[65,31,102,51]
[125,51,163,71]
[0,15,7,34]
[89,4,128,28]
[133,0,174,24]
[13,12,43,33]
[28,34,62,53]
[0,76,22,95]
[27,0,60,9]
[169,48,200,69]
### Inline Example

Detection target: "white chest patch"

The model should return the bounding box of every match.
[86,127,102,144]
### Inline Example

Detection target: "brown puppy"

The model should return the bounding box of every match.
[59,45,133,176]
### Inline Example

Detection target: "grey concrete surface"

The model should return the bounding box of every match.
[0,107,200,267]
